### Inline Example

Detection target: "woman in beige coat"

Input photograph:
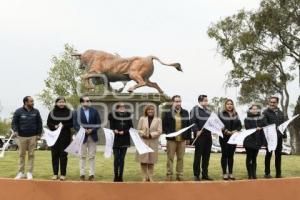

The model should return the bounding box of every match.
[136,104,162,182]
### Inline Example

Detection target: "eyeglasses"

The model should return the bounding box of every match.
[270,101,277,104]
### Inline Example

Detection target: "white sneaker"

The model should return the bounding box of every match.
[15,172,25,179]
[26,172,33,180]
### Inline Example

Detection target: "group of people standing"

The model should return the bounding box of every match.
[166,95,285,181]
[11,94,286,182]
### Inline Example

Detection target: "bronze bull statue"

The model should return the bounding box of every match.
[72,50,182,93]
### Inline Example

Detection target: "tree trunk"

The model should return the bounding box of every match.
[283,85,289,119]
[290,96,300,154]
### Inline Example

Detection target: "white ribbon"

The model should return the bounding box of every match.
[103,128,115,158]
[165,124,195,138]
[129,128,154,155]
[42,123,63,147]
[65,127,85,157]
[0,131,14,158]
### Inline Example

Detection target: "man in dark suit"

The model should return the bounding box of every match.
[263,96,286,179]
[190,95,213,181]
[163,95,191,181]
[73,96,101,181]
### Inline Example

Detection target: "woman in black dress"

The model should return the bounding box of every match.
[47,97,73,181]
[244,104,266,179]
[108,102,133,182]
[219,99,242,180]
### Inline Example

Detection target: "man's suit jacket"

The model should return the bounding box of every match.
[73,107,101,143]
[162,108,191,141]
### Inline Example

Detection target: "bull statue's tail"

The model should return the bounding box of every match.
[151,56,183,72]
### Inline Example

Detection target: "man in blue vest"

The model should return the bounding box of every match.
[12,96,43,180]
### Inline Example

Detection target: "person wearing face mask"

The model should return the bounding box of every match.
[47,97,73,181]
[263,96,286,179]
[108,102,133,182]
[136,104,162,182]
[163,95,191,181]
[243,104,266,180]
[190,95,213,181]
[218,99,242,181]
[73,95,101,181]
[12,96,43,180]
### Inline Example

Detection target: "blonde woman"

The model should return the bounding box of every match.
[136,104,162,182]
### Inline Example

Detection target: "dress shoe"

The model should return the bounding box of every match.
[88,175,95,181]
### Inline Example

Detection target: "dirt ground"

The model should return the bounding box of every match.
[1,178,299,200]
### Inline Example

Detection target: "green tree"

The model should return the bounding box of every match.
[290,96,300,154]
[209,97,228,113]
[208,0,300,152]
[0,118,11,136]
[38,44,84,110]
[0,102,11,136]
[207,0,299,117]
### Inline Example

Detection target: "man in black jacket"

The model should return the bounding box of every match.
[263,96,286,179]
[190,95,213,181]
[11,96,43,180]
[163,95,191,181]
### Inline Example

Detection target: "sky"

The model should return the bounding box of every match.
[0,0,299,121]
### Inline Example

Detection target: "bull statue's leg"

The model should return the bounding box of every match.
[146,80,164,94]
[82,74,91,89]
[82,74,96,91]
[128,75,146,93]
[128,82,146,93]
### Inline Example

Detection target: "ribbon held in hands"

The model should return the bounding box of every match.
[42,123,63,147]
[165,124,195,138]
[0,131,14,158]
[129,128,154,155]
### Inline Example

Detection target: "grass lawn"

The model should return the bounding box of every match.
[1,150,300,182]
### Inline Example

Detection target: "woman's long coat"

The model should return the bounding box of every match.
[135,116,162,164]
